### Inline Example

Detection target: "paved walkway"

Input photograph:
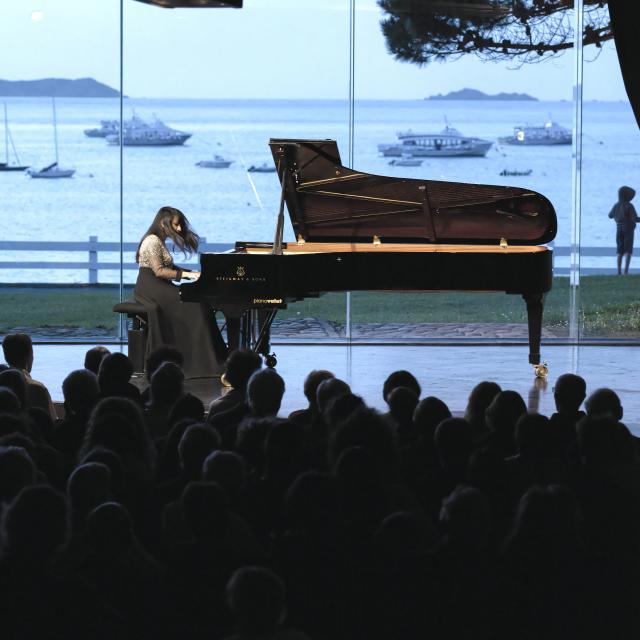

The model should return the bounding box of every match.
[269,318,563,340]
[12,318,564,341]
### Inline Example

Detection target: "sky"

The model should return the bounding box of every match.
[0,0,628,101]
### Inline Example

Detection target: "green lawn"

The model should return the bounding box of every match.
[0,276,639,337]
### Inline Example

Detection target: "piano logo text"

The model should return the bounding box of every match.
[253,298,284,305]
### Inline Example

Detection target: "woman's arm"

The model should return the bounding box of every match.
[147,250,183,281]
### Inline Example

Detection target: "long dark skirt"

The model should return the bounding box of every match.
[134,267,226,378]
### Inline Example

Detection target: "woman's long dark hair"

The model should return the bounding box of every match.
[136,206,200,262]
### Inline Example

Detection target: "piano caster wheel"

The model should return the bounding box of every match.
[264,353,277,368]
[533,362,548,379]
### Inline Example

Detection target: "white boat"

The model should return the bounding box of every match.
[196,154,233,168]
[84,119,119,138]
[1,103,30,172]
[389,158,423,167]
[378,124,493,158]
[27,98,75,179]
[248,163,276,173]
[499,121,572,145]
[106,114,191,146]
[27,161,75,179]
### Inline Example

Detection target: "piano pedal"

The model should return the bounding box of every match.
[533,362,548,379]
[264,353,277,368]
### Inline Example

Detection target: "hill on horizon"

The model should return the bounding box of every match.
[426,88,538,101]
[0,77,123,98]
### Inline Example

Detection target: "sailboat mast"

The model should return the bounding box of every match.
[52,96,59,164]
[3,103,8,164]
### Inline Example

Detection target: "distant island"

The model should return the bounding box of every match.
[426,88,538,101]
[0,77,123,98]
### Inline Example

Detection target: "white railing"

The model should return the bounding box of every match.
[0,237,232,284]
[0,238,636,282]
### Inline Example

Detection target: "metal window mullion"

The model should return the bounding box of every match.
[569,0,584,342]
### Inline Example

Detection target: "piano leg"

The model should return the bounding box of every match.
[522,292,544,366]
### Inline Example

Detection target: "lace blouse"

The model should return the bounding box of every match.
[138,234,181,280]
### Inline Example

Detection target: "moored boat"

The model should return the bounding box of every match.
[84,120,119,138]
[196,154,233,168]
[106,114,191,146]
[378,124,492,158]
[248,163,276,173]
[499,121,572,145]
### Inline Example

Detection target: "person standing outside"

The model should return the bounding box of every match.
[609,185,639,275]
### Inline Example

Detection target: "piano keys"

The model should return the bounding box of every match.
[179,138,557,369]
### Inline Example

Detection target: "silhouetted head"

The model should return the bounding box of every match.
[507,484,581,556]
[98,352,134,393]
[0,370,27,410]
[316,377,351,417]
[145,346,184,382]
[83,397,152,468]
[485,390,527,435]
[67,462,112,530]
[86,502,134,554]
[440,485,491,552]
[224,349,262,393]
[619,185,636,203]
[382,370,421,404]
[1,485,68,564]
[303,369,335,410]
[178,423,220,477]
[0,446,36,504]
[149,360,184,406]
[467,447,508,499]
[84,346,110,375]
[577,414,633,464]
[515,413,553,459]
[235,417,276,474]
[226,567,286,636]
[434,417,473,470]
[81,446,126,497]
[63,369,100,417]
[2,333,33,371]
[413,396,451,440]
[202,450,246,499]
[373,511,437,560]
[247,368,285,417]
[284,471,338,533]
[180,480,229,539]
[325,392,366,429]
[331,407,396,478]
[465,380,501,433]
[168,393,205,427]
[585,387,623,421]
[0,387,21,415]
[264,420,304,478]
[387,386,419,426]
[553,373,586,414]
[137,205,200,262]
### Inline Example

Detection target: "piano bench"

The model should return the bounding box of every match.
[113,300,148,374]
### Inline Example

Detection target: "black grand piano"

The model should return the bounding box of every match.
[180,138,557,369]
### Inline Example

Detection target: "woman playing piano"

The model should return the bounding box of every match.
[134,206,226,378]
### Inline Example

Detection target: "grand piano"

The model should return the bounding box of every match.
[180,138,557,369]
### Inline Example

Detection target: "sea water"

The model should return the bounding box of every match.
[0,97,638,283]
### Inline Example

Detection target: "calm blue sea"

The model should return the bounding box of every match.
[1,97,639,283]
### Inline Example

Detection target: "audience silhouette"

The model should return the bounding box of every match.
[0,332,639,638]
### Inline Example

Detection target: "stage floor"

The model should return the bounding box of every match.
[29,343,640,434]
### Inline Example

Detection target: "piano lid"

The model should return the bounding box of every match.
[268,138,557,246]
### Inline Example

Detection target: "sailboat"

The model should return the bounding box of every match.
[27,97,75,178]
[0,103,30,172]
